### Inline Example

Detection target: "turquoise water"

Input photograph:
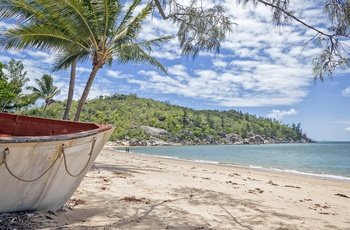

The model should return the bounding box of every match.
[113,142,350,182]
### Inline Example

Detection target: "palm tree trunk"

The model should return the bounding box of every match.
[74,65,100,121]
[62,60,76,120]
[43,103,48,113]
[1,100,9,112]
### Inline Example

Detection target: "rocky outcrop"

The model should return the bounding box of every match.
[140,126,168,136]
[225,133,244,145]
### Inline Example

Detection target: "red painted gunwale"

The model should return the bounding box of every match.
[0,112,112,143]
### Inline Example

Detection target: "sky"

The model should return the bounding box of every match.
[0,0,349,141]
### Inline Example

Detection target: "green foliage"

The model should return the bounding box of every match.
[26,74,61,114]
[0,63,15,111]
[0,59,35,112]
[23,100,65,119]
[46,93,306,142]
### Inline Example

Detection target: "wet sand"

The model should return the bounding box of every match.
[38,147,350,229]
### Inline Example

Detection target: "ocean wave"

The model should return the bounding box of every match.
[249,166,350,182]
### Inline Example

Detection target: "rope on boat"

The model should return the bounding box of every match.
[0,154,4,167]
[1,147,62,183]
[0,137,97,182]
[61,137,96,177]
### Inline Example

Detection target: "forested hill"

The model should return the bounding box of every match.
[27,94,313,145]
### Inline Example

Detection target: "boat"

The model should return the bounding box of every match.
[0,112,115,213]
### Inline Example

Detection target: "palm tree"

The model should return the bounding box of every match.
[62,60,76,120]
[0,0,172,121]
[0,0,78,120]
[26,74,61,113]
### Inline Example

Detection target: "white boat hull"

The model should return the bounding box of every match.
[0,121,114,213]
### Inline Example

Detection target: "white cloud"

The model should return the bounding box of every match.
[106,70,131,79]
[131,41,313,106]
[77,67,92,73]
[0,0,334,108]
[0,21,15,30]
[6,50,26,58]
[266,109,298,120]
[168,65,188,77]
[212,59,228,68]
[342,86,350,97]
[150,40,182,60]
[133,63,310,106]
[140,17,181,60]
[123,0,317,107]
[0,55,12,63]
[24,50,56,65]
[346,127,350,132]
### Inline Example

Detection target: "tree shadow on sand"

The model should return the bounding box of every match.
[36,161,343,229]
[106,186,303,229]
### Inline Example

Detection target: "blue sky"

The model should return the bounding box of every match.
[0,0,349,141]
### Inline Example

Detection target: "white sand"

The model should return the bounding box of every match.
[39,147,350,229]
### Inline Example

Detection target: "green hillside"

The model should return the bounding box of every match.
[24,94,311,144]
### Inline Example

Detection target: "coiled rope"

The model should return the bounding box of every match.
[0,137,96,182]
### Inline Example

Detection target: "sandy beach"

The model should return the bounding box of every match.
[34,147,350,229]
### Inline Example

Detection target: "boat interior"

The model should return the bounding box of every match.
[0,112,100,137]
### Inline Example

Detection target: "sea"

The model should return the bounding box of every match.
[113,142,350,182]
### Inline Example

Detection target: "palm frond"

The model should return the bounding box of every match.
[115,45,167,74]
[137,36,173,52]
[0,0,46,24]
[0,22,91,51]
[124,1,153,39]
[117,0,142,31]
[52,49,90,71]
[36,0,99,50]
[109,1,154,49]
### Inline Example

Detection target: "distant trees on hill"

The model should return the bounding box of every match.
[23,94,308,143]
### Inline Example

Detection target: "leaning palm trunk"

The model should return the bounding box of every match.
[74,65,100,121]
[1,100,9,112]
[63,60,76,120]
[43,103,48,113]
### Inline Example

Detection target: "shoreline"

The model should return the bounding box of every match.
[33,146,350,229]
[110,146,350,183]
